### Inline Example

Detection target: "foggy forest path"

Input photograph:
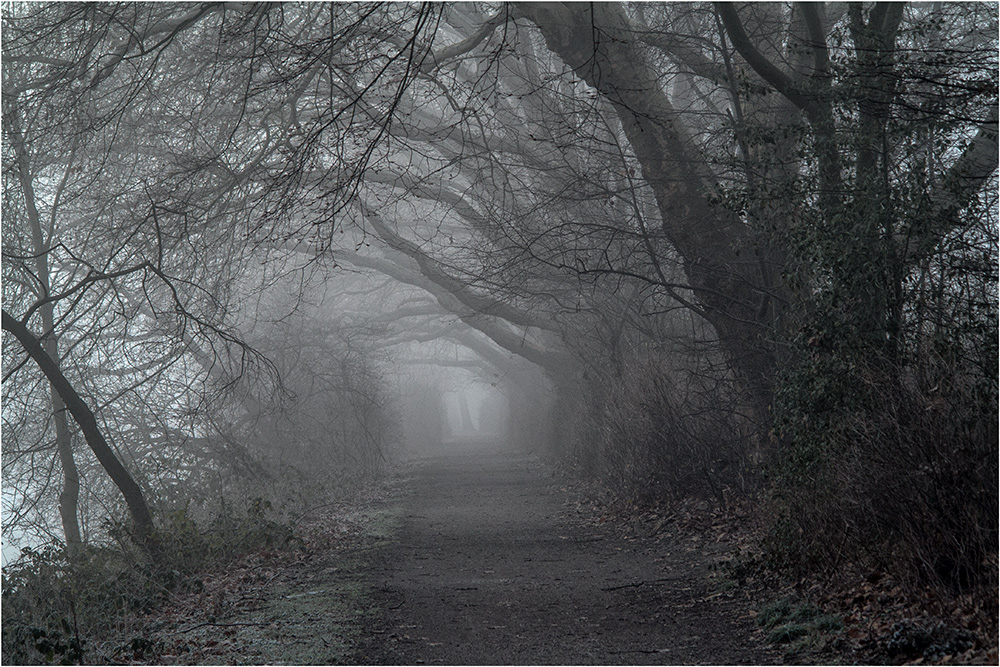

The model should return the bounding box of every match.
[354,443,777,664]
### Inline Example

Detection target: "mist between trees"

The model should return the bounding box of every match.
[2,0,996,647]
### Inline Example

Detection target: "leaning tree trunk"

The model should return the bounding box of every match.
[2,310,157,556]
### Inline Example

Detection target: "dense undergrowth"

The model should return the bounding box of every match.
[576,348,759,511]
[565,330,997,663]
[770,351,997,593]
[1,498,298,665]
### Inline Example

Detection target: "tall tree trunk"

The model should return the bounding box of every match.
[457,392,474,433]
[845,4,906,360]
[6,110,83,550]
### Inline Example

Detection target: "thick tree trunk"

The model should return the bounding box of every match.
[2,310,157,556]
[519,3,783,417]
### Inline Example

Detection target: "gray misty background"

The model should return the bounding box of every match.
[2,2,996,663]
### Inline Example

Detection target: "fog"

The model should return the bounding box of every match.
[393,360,517,461]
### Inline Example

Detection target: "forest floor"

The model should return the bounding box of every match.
[125,440,994,665]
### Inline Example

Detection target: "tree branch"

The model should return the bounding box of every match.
[360,206,563,334]
[420,10,508,73]
[715,3,815,113]
[904,107,1000,262]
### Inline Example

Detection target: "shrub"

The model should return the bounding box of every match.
[768,345,998,597]
[1,498,297,664]
[579,353,759,509]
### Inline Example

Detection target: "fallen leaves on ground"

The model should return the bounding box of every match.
[101,477,399,664]
[563,478,997,666]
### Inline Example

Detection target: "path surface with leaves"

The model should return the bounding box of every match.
[353,444,777,665]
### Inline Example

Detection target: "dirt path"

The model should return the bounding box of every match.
[354,444,778,665]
